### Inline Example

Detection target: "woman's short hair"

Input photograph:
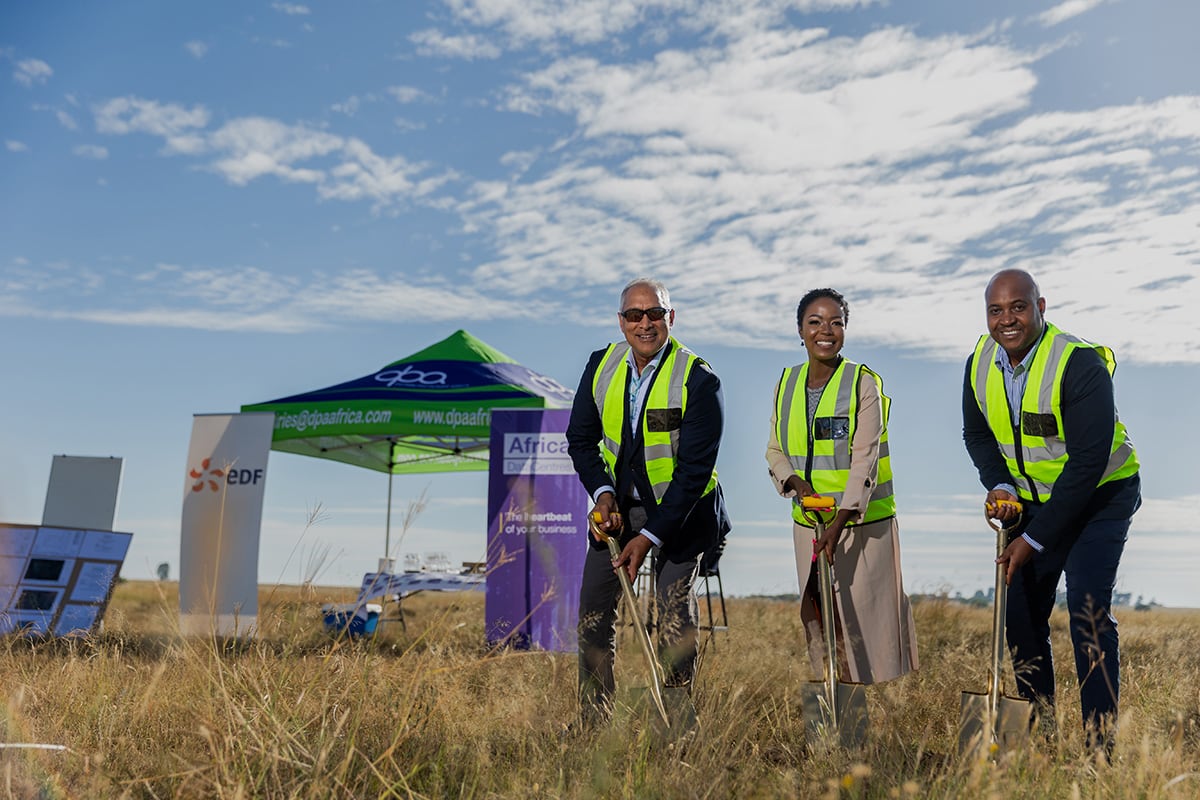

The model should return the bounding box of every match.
[796,288,849,327]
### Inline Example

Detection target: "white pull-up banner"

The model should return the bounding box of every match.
[179,412,273,637]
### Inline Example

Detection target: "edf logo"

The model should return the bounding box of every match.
[227,468,265,486]
[189,458,265,492]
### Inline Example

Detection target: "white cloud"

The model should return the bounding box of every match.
[272,1,311,14]
[1119,495,1200,533]
[13,58,52,87]
[184,40,209,59]
[94,96,455,208]
[55,110,78,130]
[0,263,534,332]
[410,28,502,60]
[292,269,527,322]
[499,148,540,177]
[331,95,361,115]
[453,24,1200,364]
[5,140,28,152]
[72,144,109,159]
[251,37,294,49]
[71,307,322,333]
[207,116,343,186]
[387,85,431,104]
[94,96,211,154]
[1034,0,1110,27]
[394,117,426,132]
[438,0,880,48]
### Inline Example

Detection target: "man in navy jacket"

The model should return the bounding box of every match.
[566,277,730,727]
[962,269,1140,751]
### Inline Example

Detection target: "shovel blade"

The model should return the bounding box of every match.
[996,696,1034,748]
[802,680,868,749]
[630,686,699,743]
[958,691,990,756]
[959,691,1033,757]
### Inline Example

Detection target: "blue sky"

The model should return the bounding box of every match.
[2,0,1197,606]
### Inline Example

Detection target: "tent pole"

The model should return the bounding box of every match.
[385,470,394,558]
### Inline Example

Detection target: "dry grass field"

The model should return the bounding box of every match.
[3,580,1199,799]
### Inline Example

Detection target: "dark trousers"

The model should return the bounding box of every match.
[577,529,701,723]
[1006,510,1130,734]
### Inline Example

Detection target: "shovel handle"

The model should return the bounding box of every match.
[799,494,837,527]
[985,500,1021,722]
[984,499,1022,532]
[807,502,841,725]
[817,548,840,723]
[587,512,670,728]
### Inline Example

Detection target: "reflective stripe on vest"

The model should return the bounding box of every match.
[970,322,1139,503]
[591,338,719,503]
[773,359,896,528]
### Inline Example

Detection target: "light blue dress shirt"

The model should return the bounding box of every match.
[992,328,1046,552]
[593,344,668,548]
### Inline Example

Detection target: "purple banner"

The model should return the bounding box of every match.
[486,408,588,651]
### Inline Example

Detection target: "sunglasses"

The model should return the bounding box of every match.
[619,306,669,323]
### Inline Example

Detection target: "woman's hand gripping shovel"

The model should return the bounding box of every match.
[588,511,671,731]
[799,496,869,749]
[958,499,1033,758]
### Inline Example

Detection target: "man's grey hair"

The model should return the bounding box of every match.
[619,277,671,310]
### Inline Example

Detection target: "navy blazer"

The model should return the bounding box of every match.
[566,340,730,562]
[962,342,1140,552]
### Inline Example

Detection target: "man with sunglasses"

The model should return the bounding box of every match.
[566,277,730,729]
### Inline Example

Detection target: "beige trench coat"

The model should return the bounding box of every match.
[767,366,919,684]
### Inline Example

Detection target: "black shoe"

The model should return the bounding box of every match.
[1029,700,1057,743]
[1086,726,1115,763]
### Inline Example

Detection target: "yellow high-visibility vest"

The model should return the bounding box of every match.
[969,322,1139,502]
[592,338,718,503]
[773,359,896,528]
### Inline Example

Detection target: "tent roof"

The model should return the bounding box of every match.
[393,328,517,365]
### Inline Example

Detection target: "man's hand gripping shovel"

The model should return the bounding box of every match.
[799,496,869,749]
[588,510,671,730]
[958,499,1034,758]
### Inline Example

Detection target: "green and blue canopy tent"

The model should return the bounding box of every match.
[241,329,574,556]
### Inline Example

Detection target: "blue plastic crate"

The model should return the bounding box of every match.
[321,603,382,638]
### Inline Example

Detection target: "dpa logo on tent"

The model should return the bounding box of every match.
[374,365,448,386]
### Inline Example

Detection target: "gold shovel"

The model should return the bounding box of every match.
[588,511,671,730]
[799,496,869,749]
[959,500,1033,758]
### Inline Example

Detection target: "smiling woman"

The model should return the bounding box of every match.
[765,287,919,686]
